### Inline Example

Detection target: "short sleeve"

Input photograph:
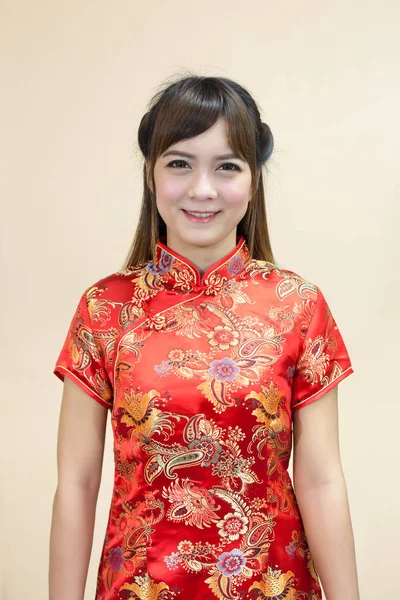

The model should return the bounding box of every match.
[291,285,354,411]
[53,290,113,409]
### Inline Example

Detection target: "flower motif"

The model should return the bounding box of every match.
[145,262,164,275]
[217,548,246,577]
[177,540,194,556]
[207,325,239,350]
[227,425,246,442]
[286,364,296,383]
[228,255,244,275]
[145,251,175,275]
[188,435,223,467]
[154,361,172,377]
[120,388,162,433]
[164,551,181,570]
[160,250,175,272]
[217,512,249,541]
[108,547,125,572]
[144,312,167,331]
[285,541,297,558]
[209,357,239,382]
[115,513,136,533]
[168,348,185,362]
[248,566,296,597]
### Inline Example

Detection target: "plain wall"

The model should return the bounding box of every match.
[1,1,399,598]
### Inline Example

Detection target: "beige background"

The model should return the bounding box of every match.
[1,1,399,598]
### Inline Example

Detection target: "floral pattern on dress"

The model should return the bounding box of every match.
[54,235,354,599]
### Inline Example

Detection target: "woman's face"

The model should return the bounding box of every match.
[150,117,253,254]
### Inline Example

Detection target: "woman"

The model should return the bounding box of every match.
[49,74,360,600]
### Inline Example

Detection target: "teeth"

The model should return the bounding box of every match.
[186,211,216,218]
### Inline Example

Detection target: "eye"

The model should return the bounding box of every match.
[166,160,241,172]
[167,159,190,169]
[218,163,241,172]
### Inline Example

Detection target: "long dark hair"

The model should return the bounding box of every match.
[122,73,275,269]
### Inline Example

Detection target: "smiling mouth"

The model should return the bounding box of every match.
[182,209,221,222]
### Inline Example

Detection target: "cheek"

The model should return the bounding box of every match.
[164,179,186,198]
[155,176,186,205]
[223,176,252,206]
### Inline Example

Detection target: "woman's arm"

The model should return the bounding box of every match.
[49,378,108,600]
[293,386,360,600]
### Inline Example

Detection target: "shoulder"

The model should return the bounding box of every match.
[81,263,150,304]
[250,259,320,301]
[76,262,152,331]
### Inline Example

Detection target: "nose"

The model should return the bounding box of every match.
[188,170,218,200]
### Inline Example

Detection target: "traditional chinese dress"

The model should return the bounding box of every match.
[54,234,354,600]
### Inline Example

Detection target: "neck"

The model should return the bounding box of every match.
[165,230,238,275]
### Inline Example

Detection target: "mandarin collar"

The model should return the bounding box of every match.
[146,235,251,295]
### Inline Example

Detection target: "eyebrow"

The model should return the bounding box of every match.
[162,150,245,161]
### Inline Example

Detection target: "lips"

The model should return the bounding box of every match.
[182,210,220,214]
[182,209,220,223]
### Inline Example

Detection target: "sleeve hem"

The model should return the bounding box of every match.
[292,365,354,411]
[53,365,111,410]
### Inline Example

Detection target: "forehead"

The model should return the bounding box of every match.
[162,119,248,161]
[163,119,237,158]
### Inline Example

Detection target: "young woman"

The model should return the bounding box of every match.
[49,75,360,600]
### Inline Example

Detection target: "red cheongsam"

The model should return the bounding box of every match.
[54,234,354,600]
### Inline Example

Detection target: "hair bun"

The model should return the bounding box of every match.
[258,122,274,164]
[138,111,153,159]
